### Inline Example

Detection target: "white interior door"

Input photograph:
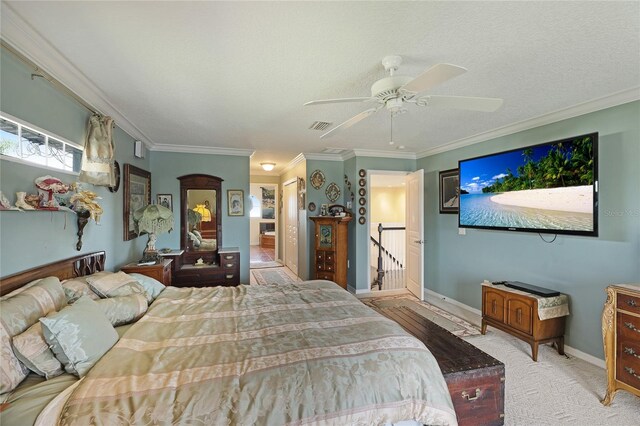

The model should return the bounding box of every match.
[283,180,298,274]
[405,169,424,300]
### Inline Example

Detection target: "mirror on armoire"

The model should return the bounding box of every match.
[178,174,223,265]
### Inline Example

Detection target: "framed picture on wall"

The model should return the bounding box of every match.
[157,194,172,210]
[227,190,244,216]
[439,168,460,214]
[123,164,151,240]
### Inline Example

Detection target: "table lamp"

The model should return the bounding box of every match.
[134,204,174,263]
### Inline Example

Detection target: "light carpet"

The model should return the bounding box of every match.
[360,293,481,337]
[251,267,301,285]
[465,328,640,425]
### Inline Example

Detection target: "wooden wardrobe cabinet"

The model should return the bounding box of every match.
[310,216,352,289]
[601,284,640,405]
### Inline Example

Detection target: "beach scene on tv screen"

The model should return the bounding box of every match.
[459,135,595,232]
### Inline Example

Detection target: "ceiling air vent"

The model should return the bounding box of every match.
[309,121,332,131]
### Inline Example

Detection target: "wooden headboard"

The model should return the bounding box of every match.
[0,251,106,296]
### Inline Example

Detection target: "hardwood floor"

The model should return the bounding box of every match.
[250,245,275,263]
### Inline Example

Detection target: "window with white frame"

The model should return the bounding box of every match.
[0,114,83,173]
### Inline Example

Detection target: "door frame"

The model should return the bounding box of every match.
[366,170,410,293]
[250,182,278,264]
[282,178,298,275]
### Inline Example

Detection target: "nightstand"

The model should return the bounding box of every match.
[120,259,173,286]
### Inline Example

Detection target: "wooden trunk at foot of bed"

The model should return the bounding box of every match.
[0,252,106,296]
[375,306,505,426]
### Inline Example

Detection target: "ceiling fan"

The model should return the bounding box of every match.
[304,55,503,139]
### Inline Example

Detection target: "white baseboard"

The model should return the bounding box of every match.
[563,345,605,369]
[424,288,605,368]
[425,288,482,316]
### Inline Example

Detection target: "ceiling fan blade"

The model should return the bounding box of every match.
[424,95,504,112]
[400,63,467,94]
[320,107,379,139]
[304,97,375,106]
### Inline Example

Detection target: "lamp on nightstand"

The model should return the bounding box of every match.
[134,204,174,263]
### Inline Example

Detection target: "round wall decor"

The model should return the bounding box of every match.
[358,178,366,187]
[359,197,366,206]
[325,182,341,202]
[108,161,121,193]
[359,207,366,216]
[310,170,325,190]
[308,202,316,212]
[359,216,366,225]
[359,169,366,177]
[358,187,366,197]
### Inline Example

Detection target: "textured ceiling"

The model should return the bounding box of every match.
[3,1,639,174]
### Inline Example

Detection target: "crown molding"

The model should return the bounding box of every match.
[302,152,344,161]
[417,87,640,159]
[0,3,156,148]
[349,149,417,160]
[279,153,306,175]
[151,144,254,157]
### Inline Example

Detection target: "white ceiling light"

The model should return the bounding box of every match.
[261,162,276,171]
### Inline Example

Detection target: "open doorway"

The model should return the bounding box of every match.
[368,172,407,292]
[249,183,279,268]
[366,169,424,299]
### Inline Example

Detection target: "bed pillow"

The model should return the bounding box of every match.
[12,322,64,379]
[40,296,118,377]
[188,231,201,247]
[86,271,149,302]
[0,276,66,393]
[61,277,101,303]
[192,229,203,242]
[95,294,148,326]
[128,273,165,301]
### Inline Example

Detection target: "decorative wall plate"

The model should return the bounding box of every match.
[359,207,366,216]
[359,197,366,206]
[359,169,366,177]
[358,178,366,187]
[308,202,316,212]
[310,170,325,190]
[358,188,366,197]
[359,216,366,225]
[108,161,121,193]
[325,182,340,202]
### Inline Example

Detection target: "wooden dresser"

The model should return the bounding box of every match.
[310,216,352,289]
[120,259,173,286]
[172,247,240,287]
[601,284,640,405]
[481,284,566,361]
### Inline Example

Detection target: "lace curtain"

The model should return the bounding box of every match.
[78,115,115,186]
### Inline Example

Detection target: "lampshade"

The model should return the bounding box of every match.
[192,204,211,221]
[134,204,174,235]
[133,204,174,263]
[261,162,276,171]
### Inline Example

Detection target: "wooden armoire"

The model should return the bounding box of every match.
[310,216,352,289]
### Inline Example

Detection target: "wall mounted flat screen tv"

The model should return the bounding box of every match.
[458,133,598,236]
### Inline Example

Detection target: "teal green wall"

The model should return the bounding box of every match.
[151,152,250,284]
[418,101,640,359]
[0,48,148,275]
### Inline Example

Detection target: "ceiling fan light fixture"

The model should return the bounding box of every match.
[261,162,276,172]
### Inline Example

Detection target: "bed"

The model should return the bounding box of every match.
[1,252,457,425]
